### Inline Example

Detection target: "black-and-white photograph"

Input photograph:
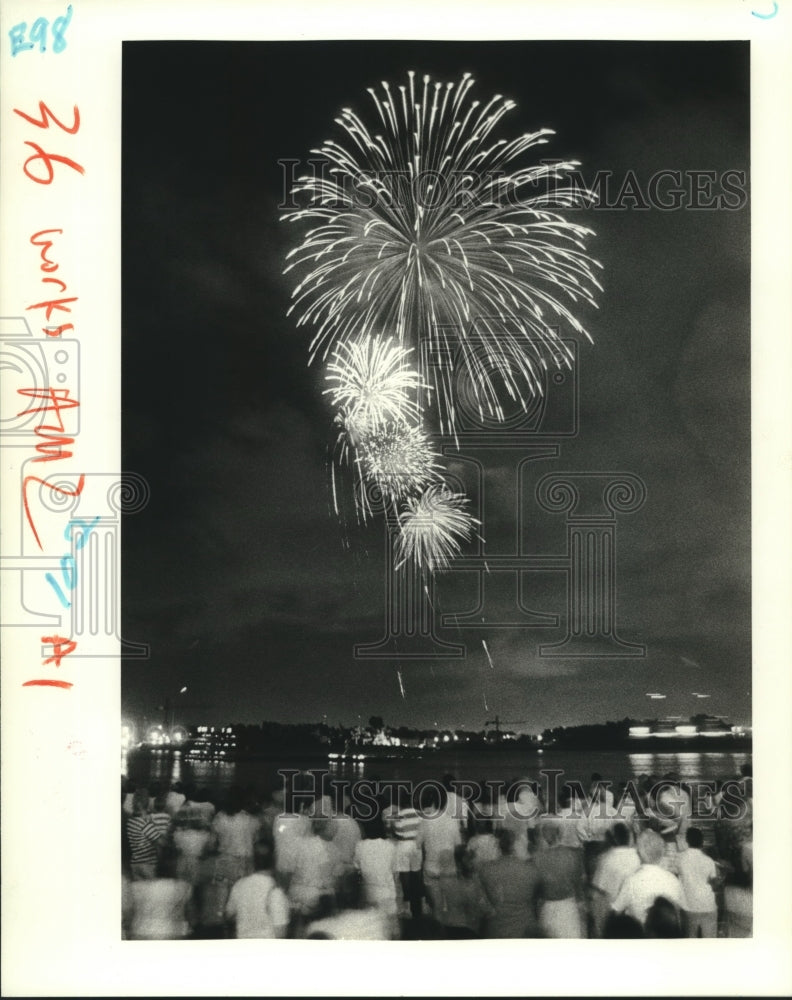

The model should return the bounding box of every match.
[120,39,753,943]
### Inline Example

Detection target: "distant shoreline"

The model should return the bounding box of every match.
[129,735,751,764]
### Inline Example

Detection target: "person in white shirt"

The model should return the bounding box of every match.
[183,788,216,825]
[581,777,619,881]
[590,822,641,936]
[164,782,187,817]
[306,907,390,940]
[225,846,289,938]
[387,789,424,920]
[331,802,362,907]
[651,778,692,858]
[502,781,542,860]
[589,773,615,810]
[550,784,589,851]
[586,781,619,844]
[442,774,470,833]
[127,853,193,940]
[611,829,688,927]
[287,818,341,925]
[122,780,136,816]
[677,826,719,937]
[467,815,500,869]
[353,816,399,938]
[211,790,260,884]
[418,786,462,921]
[172,806,213,885]
[271,788,309,879]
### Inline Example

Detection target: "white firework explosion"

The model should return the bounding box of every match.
[283,71,603,433]
[395,483,479,572]
[358,421,441,503]
[323,334,425,434]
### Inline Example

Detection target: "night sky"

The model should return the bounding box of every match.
[121,40,750,733]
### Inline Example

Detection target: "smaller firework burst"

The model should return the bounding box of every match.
[331,407,363,468]
[358,421,441,503]
[395,484,479,572]
[324,334,425,434]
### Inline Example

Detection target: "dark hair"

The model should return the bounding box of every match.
[362,815,386,840]
[494,827,515,856]
[540,820,561,847]
[253,844,275,871]
[645,896,683,938]
[473,816,493,836]
[454,845,474,878]
[686,826,704,849]
[242,785,261,815]
[223,786,245,816]
[398,785,414,810]
[311,817,334,840]
[132,787,150,816]
[156,846,179,880]
[610,822,631,848]
[416,782,446,813]
[603,912,644,939]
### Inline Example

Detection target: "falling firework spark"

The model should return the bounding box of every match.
[395,484,478,571]
[283,71,602,432]
[396,669,406,699]
[680,655,701,670]
[482,638,495,670]
[324,334,425,434]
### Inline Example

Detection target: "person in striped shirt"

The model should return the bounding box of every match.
[126,787,165,880]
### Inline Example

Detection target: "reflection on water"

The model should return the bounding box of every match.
[189,758,237,783]
[171,752,183,785]
[628,752,751,782]
[126,747,751,803]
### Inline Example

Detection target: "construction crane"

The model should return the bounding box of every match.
[485,715,528,740]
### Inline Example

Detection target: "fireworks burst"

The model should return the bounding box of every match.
[326,334,439,518]
[323,334,424,434]
[358,421,441,502]
[283,71,602,432]
[395,484,479,572]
